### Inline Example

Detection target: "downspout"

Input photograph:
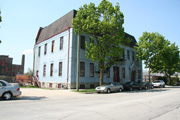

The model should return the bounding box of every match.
[33,47,35,76]
[67,27,71,89]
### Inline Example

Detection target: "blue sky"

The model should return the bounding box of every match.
[0,0,180,72]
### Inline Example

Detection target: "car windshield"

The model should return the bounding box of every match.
[141,82,147,85]
[101,83,111,86]
[124,82,131,85]
[154,81,160,83]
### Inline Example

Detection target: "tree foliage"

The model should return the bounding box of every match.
[73,0,128,85]
[135,32,180,84]
[0,10,1,22]
[0,10,1,44]
[25,68,33,76]
[153,43,179,84]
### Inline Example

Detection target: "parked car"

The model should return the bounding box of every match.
[95,82,123,93]
[152,80,165,88]
[123,82,142,91]
[0,80,21,100]
[140,82,154,90]
[177,81,180,86]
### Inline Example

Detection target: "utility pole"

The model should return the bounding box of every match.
[76,26,80,91]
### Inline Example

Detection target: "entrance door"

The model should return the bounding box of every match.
[131,71,135,82]
[113,66,119,82]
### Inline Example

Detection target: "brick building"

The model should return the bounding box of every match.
[0,55,25,76]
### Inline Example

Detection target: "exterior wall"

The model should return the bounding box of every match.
[70,29,142,89]
[70,31,100,88]
[33,28,72,88]
[0,55,13,76]
[15,75,30,83]
[0,55,24,76]
[34,28,142,89]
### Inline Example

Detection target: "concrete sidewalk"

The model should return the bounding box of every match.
[18,88,80,100]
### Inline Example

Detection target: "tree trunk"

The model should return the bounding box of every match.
[165,72,172,85]
[148,67,151,82]
[99,61,104,86]
[100,68,104,86]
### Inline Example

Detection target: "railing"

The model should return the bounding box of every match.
[32,76,41,87]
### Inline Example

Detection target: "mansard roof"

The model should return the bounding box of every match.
[35,9,136,47]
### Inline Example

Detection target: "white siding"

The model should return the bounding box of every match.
[34,28,72,84]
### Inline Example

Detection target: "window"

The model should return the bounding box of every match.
[122,48,125,58]
[132,51,135,61]
[127,50,130,60]
[50,63,53,76]
[38,46,41,57]
[18,66,20,71]
[138,70,141,79]
[59,62,62,76]
[2,61,5,66]
[49,83,52,88]
[80,62,85,77]
[6,67,8,72]
[13,66,15,70]
[122,68,125,78]
[60,37,63,50]
[107,70,110,78]
[51,40,55,53]
[81,35,85,49]
[0,81,6,86]
[43,65,46,77]
[90,63,94,77]
[44,43,47,55]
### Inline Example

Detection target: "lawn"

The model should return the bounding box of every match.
[73,89,96,93]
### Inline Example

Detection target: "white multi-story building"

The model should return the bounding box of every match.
[33,10,142,89]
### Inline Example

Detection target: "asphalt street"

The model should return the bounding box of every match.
[0,86,180,120]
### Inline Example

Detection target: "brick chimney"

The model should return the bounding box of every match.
[21,54,25,74]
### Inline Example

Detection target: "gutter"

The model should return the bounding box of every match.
[35,27,72,45]
[67,27,71,89]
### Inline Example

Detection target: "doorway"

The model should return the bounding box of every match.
[113,66,119,82]
[131,70,135,82]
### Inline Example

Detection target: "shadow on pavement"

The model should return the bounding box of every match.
[125,89,169,93]
[164,86,180,88]
[0,96,47,101]
[16,96,47,100]
[97,88,170,94]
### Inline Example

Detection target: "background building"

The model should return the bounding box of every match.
[0,55,25,76]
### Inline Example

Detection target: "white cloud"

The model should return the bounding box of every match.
[22,49,33,54]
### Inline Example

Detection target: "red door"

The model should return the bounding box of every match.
[113,66,119,82]
[131,71,135,82]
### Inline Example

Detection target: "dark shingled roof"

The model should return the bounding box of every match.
[125,33,137,48]
[35,10,77,44]
[35,9,137,47]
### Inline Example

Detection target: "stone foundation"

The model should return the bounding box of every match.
[40,82,100,89]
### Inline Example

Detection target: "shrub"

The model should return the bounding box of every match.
[28,85,35,88]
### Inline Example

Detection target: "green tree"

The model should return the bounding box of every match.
[25,68,33,83]
[136,32,180,84]
[135,32,169,81]
[152,43,179,84]
[0,10,1,44]
[73,0,128,85]
[0,10,2,22]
